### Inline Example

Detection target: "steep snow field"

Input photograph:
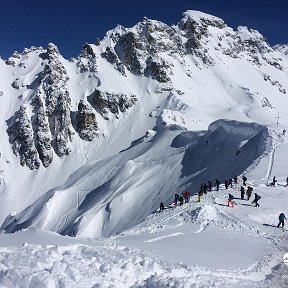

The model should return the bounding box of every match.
[1,120,284,238]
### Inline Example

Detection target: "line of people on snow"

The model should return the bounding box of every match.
[227,175,261,207]
[159,175,287,231]
[174,191,191,206]
[161,175,261,210]
[159,191,191,212]
[228,188,261,207]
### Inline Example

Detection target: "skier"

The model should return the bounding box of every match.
[183,191,190,203]
[229,178,233,188]
[197,189,203,202]
[251,193,261,207]
[215,179,220,191]
[203,183,208,194]
[159,202,165,212]
[271,176,277,187]
[246,186,253,200]
[208,181,212,192]
[277,213,287,229]
[242,175,247,186]
[285,176,288,187]
[228,193,235,207]
[224,178,229,189]
[179,195,184,206]
[174,193,179,206]
[240,186,245,200]
[283,129,286,136]
[187,191,191,202]
[234,175,238,184]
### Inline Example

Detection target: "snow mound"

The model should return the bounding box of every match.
[183,204,218,224]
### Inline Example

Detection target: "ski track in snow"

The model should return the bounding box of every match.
[144,232,184,242]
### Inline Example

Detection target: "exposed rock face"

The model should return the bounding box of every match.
[264,74,286,94]
[11,78,20,90]
[5,52,21,67]
[32,90,53,167]
[5,47,44,67]
[75,100,98,141]
[43,43,73,157]
[3,11,288,170]
[76,43,97,73]
[7,106,41,170]
[115,31,145,75]
[274,44,288,55]
[92,89,137,119]
[110,19,185,77]
[101,47,126,75]
[144,56,171,83]
[6,43,73,168]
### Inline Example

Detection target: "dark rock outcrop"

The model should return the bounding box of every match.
[144,56,171,83]
[7,106,41,170]
[115,32,144,75]
[101,47,126,75]
[75,100,98,141]
[32,91,53,167]
[43,43,73,158]
[76,43,97,73]
[92,89,137,119]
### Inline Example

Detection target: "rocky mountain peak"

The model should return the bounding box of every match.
[2,10,288,171]
[47,43,60,60]
[180,10,226,30]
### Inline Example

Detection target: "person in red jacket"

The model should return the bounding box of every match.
[228,193,235,207]
[183,191,190,203]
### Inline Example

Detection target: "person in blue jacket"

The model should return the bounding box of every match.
[277,213,287,228]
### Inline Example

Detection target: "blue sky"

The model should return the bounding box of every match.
[1,0,287,59]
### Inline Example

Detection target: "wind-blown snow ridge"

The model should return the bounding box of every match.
[1,119,283,238]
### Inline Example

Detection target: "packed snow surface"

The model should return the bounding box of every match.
[0,183,287,287]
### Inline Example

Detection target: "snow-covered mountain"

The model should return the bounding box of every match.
[0,10,287,239]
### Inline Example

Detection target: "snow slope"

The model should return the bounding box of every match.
[0,10,288,287]
[1,9,288,236]
[0,183,287,287]
[1,119,283,238]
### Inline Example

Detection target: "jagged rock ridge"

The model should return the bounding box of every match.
[3,10,288,170]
